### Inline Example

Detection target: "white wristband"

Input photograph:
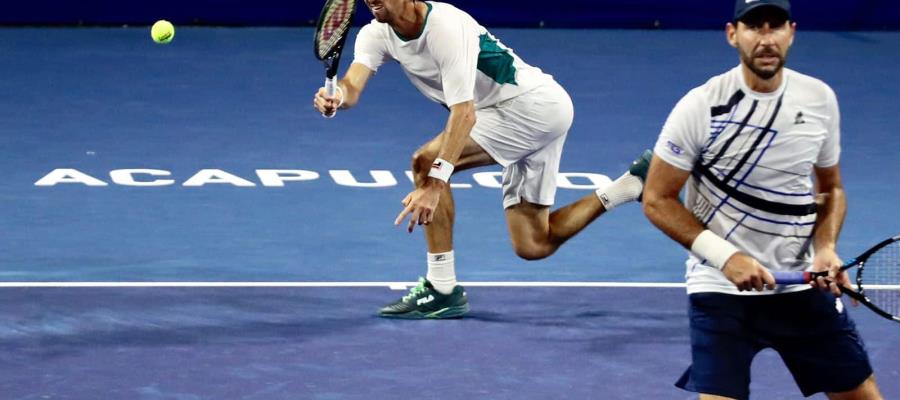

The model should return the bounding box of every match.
[427,158,454,182]
[690,230,740,270]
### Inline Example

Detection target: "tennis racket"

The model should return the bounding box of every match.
[313,0,357,118]
[773,235,900,323]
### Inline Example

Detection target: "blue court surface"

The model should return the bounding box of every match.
[1,27,898,399]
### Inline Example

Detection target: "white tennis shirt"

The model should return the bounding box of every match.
[352,1,551,109]
[654,66,841,295]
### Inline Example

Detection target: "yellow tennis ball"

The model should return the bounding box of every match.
[151,20,175,44]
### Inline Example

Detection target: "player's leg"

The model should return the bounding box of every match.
[378,134,495,319]
[504,147,651,260]
[825,375,882,400]
[410,133,494,291]
[766,290,881,399]
[676,293,759,400]
[477,79,648,259]
[504,198,604,260]
[409,132,496,256]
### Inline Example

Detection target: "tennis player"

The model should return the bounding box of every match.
[313,0,651,319]
[642,0,882,398]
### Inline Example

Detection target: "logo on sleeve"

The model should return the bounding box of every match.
[666,140,685,156]
[794,111,806,125]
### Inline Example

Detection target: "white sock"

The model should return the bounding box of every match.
[595,171,643,211]
[426,250,456,295]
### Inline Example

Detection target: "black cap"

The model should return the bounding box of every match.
[734,0,791,22]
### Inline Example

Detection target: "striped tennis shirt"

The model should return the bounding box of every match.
[654,66,841,295]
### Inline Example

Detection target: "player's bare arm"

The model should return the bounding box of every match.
[811,164,850,296]
[642,155,698,247]
[313,63,375,115]
[436,100,476,169]
[643,154,775,291]
[395,100,476,233]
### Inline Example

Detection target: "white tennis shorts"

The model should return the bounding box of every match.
[470,80,574,209]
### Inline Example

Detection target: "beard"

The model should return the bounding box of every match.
[740,47,786,80]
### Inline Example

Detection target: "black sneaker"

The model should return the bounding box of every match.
[379,278,469,319]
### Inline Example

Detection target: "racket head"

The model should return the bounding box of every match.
[851,235,900,269]
[853,235,900,322]
[314,0,357,66]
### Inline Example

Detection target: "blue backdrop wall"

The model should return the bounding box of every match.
[2,0,897,30]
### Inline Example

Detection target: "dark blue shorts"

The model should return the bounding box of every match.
[675,289,872,399]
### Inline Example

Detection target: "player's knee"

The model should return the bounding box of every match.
[833,374,881,399]
[410,150,438,186]
[511,241,553,261]
[411,150,435,174]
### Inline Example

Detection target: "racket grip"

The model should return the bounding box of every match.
[772,271,811,284]
[325,77,337,97]
[322,77,337,118]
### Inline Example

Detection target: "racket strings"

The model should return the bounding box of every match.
[317,0,354,58]
[860,240,900,315]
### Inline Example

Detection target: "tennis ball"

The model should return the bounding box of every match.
[151,20,175,44]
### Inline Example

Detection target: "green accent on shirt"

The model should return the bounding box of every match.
[392,2,432,42]
[477,33,517,85]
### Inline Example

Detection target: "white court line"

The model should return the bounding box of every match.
[0,281,687,289]
[0,282,897,290]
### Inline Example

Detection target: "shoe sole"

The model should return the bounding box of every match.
[379,303,470,320]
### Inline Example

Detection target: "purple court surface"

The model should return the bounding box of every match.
[1,27,898,399]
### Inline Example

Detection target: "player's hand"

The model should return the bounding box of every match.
[722,253,776,292]
[394,181,443,233]
[811,247,855,302]
[313,87,341,117]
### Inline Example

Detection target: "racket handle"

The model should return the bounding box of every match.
[322,77,337,119]
[325,77,337,97]
[772,271,811,284]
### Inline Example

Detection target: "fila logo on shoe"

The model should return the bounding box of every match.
[417,295,435,305]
